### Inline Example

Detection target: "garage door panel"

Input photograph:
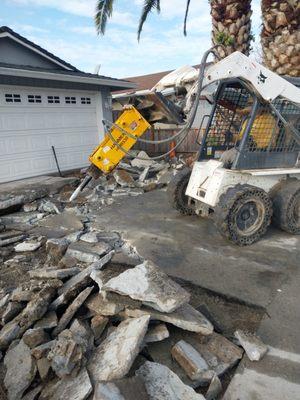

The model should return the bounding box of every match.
[0,86,103,183]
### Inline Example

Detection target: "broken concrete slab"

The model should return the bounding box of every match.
[1,301,24,324]
[48,330,83,378]
[21,384,43,400]
[206,374,222,400]
[87,315,150,383]
[34,311,58,330]
[131,151,154,169]
[136,361,205,400]
[0,212,45,229]
[80,231,99,243]
[14,240,42,252]
[23,328,50,349]
[29,267,80,280]
[31,340,56,360]
[37,357,51,380]
[38,199,64,214]
[85,293,125,317]
[34,211,84,238]
[113,170,135,188]
[0,286,56,350]
[66,241,111,263]
[70,319,94,354]
[52,286,93,336]
[94,376,149,400]
[234,330,267,361]
[23,201,38,212]
[104,260,190,313]
[50,252,113,310]
[46,238,69,263]
[39,367,92,400]
[91,315,109,341]
[0,230,26,247]
[171,340,212,382]
[4,339,37,400]
[144,323,169,344]
[147,330,243,388]
[123,303,213,335]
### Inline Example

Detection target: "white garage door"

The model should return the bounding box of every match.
[0,85,103,183]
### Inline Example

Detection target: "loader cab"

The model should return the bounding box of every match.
[198,79,300,170]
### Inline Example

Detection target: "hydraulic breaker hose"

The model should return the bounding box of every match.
[103,46,222,161]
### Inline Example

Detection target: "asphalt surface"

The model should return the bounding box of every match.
[91,189,300,400]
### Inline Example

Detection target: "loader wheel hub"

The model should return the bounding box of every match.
[235,200,264,235]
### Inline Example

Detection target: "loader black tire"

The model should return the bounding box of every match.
[214,184,273,246]
[167,167,195,215]
[272,179,300,234]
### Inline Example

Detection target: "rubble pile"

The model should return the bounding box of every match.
[0,154,268,400]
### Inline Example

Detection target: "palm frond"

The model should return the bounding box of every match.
[138,0,161,41]
[95,0,114,35]
[183,0,191,36]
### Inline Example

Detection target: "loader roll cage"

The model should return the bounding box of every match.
[198,78,300,170]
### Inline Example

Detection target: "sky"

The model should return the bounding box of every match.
[1,0,262,78]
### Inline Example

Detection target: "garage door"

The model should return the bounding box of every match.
[0,85,103,183]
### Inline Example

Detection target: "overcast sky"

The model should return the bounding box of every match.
[2,0,262,78]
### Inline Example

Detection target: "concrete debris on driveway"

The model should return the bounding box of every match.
[136,361,206,400]
[87,315,150,384]
[104,260,190,313]
[0,160,268,399]
[234,330,268,361]
[4,339,37,400]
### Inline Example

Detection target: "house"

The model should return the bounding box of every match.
[0,26,135,183]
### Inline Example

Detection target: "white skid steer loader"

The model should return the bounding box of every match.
[71,49,300,246]
[168,52,300,245]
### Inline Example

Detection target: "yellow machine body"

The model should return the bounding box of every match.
[89,106,151,174]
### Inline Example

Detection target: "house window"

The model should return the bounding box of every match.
[65,96,76,104]
[28,95,42,103]
[81,97,91,105]
[48,95,60,104]
[5,94,21,103]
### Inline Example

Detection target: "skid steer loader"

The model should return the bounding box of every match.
[71,50,300,246]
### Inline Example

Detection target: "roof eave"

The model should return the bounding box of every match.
[0,66,136,90]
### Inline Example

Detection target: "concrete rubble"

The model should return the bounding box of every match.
[234,329,268,361]
[0,164,268,399]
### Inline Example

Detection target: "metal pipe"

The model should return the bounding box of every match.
[51,146,62,177]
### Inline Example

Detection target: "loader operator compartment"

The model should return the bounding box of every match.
[198,79,300,170]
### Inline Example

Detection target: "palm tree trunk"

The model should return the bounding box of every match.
[261,0,300,77]
[210,0,252,59]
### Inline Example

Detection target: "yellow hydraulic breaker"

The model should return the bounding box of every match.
[89,106,151,174]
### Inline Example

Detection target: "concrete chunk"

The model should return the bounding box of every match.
[29,267,80,280]
[46,238,69,263]
[113,170,135,188]
[85,292,124,317]
[91,315,109,341]
[37,357,51,380]
[88,315,150,383]
[34,311,58,330]
[171,340,212,381]
[31,340,56,359]
[52,286,93,336]
[39,367,92,400]
[0,286,56,350]
[23,328,50,349]
[1,301,24,324]
[94,376,148,400]
[145,323,169,344]
[48,330,83,378]
[66,241,111,263]
[123,303,213,335]
[104,260,190,313]
[206,374,222,400]
[50,252,114,310]
[234,330,267,361]
[4,339,37,400]
[136,361,206,400]
[14,240,41,252]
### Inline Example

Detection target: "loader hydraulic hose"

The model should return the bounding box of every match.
[104,46,223,161]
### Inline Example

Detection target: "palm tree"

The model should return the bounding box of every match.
[95,0,253,59]
[261,0,300,77]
